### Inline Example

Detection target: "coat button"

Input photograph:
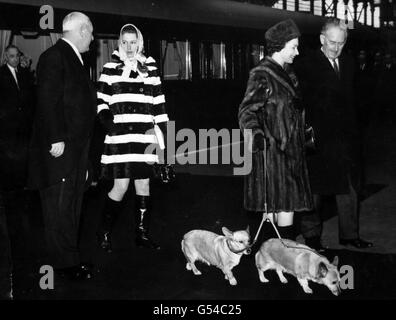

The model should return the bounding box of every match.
[128,125,133,130]
[139,88,144,93]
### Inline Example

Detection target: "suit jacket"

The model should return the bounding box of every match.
[28,39,96,189]
[295,49,359,194]
[0,64,34,134]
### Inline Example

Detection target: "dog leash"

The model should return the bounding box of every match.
[226,239,250,255]
[250,139,324,258]
[251,139,269,246]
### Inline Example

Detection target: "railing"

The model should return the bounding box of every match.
[271,0,379,27]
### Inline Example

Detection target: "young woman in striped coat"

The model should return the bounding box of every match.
[96,24,168,251]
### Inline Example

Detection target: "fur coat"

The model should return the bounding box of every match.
[238,57,313,213]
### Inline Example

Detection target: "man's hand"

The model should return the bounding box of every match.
[49,142,65,158]
[98,109,114,132]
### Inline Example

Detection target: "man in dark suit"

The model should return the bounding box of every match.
[28,12,96,279]
[0,45,34,189]
[0,45,34,139]
[295,18,373,250]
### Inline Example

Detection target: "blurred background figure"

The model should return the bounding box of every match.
[376,52,396,122]
[0,45,35,191]
[354,49,374,188]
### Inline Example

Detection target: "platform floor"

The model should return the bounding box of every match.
[2,109,396,300]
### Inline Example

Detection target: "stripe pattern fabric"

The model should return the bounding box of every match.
[97,51,168,179]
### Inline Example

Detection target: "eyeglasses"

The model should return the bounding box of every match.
[323,35,346,48]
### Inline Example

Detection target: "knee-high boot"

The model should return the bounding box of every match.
[97,195,122,253]
[277,225,296,241]
[134,195,160,250]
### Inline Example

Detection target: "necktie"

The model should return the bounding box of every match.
[332,59,340,78]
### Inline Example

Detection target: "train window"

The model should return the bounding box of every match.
[250,44,265,67]
[298,1,311,12]
[373,6,380,28]
[229,43,250,80]
[97,38,118,80]
[161,40,192,80]
[313,1,322,16]
[286,0,295,11]
[199,42,227,79]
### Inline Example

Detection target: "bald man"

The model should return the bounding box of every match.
[28,12,96,280]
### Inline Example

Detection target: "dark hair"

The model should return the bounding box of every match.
[266,40,286,56]
[5,44,19,53]
[121,25,137,35]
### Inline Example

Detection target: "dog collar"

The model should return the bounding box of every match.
[226,239,249,255]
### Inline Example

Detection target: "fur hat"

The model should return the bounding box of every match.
[265,19,300,47]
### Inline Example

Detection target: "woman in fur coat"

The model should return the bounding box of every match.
[238,19,313,242]
[96,24,168,251]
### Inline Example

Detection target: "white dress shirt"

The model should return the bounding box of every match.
[328,57,339,71]
[321,48,340,72]
[7,64,19,88]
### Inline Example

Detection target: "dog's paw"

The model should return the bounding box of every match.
[193,270,202,275]
[186,263,192,271]
[280,277,288,284]
[229,278,237,286]
[259,273,269,283]
[303,287,313,294]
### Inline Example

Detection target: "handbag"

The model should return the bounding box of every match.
[151,120,175,184]
[152,163,176,184]
[302,109,315,150]
[304,125,316,150]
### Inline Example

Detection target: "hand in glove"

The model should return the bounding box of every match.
[253,134,270,151]
[98,109,114,132]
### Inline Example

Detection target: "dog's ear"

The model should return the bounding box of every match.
[222,227,233,238]
[317,262,328,278]
[246,225,250,234]
[332,256,339,267]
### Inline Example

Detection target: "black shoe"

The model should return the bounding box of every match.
[305,236,326,252]
[55,263,93,280]
[97,231,112,253]
[135,233,161,250]
[339,238,373,249]
[0,273,13,300]
[277,225,295,241]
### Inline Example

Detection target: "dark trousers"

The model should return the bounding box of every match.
[0,192,12,297]
[39,145,89,269]
[301,176,359,240]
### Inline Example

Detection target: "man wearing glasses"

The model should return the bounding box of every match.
[295,18,373,250]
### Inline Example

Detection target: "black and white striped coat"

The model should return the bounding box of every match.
[97,52,168,178]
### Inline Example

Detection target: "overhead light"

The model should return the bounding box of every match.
[20,31,39,38]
